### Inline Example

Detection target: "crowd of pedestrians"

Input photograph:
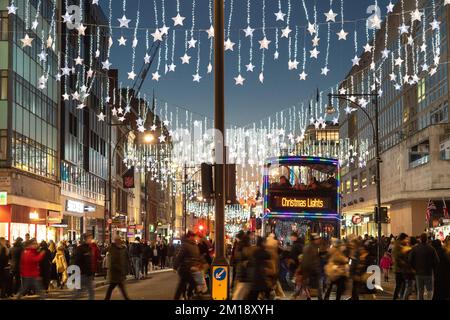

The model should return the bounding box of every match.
[229,232,450,300]
[0,233,177,300]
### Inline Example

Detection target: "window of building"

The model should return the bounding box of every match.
[0,70,7,100]
[361,171,367,189]
[409,140,430,168]
[345,180,351,194]
[0,11,8,41]
[352,176,359,192]
[431,102,448,125]
[440,140,450,161]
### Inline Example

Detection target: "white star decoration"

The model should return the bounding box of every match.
[172,13,185,26]
[180,54,191,64]
[21,34,34,47]
[274,10,286,22]
[337,29,348,40]
[224,38,235,51]
[324,9,338,22]
[234,74,245,85]
[7,3,18,15]
[118,15,131,28]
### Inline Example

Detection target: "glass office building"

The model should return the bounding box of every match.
[339,0,450,237]
[0,0,61,242]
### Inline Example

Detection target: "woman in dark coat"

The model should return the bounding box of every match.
[431,240,450,300]
[39,241,53,292]
[104,236,130,300]
[247,237,273,300]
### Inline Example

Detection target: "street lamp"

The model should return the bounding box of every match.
[328,89,383,263]
[143,132,155,144]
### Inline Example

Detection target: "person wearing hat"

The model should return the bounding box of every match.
[73,233,94,300]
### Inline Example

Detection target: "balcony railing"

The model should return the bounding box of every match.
[62,181,105,204]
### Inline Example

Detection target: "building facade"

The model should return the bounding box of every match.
[339,0,450,237]
[0,0,62,242]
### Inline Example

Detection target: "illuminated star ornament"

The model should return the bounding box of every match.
[310,48,320,59]
[243,26,254,38]
[118,15,131,28]
[321,66,330,76]
[192,73,202,82]
[234,74,245,86]
[20,34,34,48]
[274,10,286,22]
[118,36,127,46]
[7,3,18,14]
[259,37,271,50]
[172,13,185,26]
[281,26,292,38]
[97,112,106,121]
[337,29,348,40]
[299,71,308,81]
[206,26,214,39]
[128,71,136,80]
[352,55,361,66]
[324,9,338,22]
[180,53,191,64]
[102,59,112,70]
[224,38,235,51]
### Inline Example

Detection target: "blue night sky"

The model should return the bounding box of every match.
[102,0,392,126]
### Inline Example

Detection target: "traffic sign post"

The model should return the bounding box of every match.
[211,265,229,300]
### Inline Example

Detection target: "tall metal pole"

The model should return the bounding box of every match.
[374,93,382,264]
[108,118,113,244]
[144,171,148,242]
[213,0,227,264]
[183,164,187,236]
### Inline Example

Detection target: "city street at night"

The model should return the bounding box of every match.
[0,0,449,312]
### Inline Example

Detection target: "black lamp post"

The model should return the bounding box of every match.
[328,89,383,263]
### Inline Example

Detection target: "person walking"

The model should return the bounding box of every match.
[90,240,101,277]
[231,233,253,300]
[16,239,46,299]
[392,233,408,300]
[141,242,152,277]
[104,236,130,300]
[160,241,168,269]
[73,234,95,300]
[9,237,23,295]
[38,241,52,293]
[247,237,273,300]
[173,231,203,300]
[301,234,323,300]
[380,251,393,282]
[409,233,439,300]
[324,240,349,301]
[129,237,143,280]
[0,237,9,298]
[52,244,68,289]
[430,239,450,300]
[167,242,175,268]
[151,241,159,270]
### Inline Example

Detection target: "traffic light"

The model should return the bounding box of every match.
[374,207,389,223]
[201,163,214,200]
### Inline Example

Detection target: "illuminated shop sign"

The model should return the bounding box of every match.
[274,196,329,210]
[0,192,6,205]
[66,200,84,213]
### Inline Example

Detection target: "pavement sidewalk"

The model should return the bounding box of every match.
[93,268,173,288]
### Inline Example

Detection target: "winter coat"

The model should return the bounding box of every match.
[90,243,101,273]
[39,248,53,280]
[235,246,254,283]
[0,245,8,270]
[107,243,129,284]
[380,255,392,270]
[409,243,439,276]
[129,242,143,258]
[142,245,152,260]
[9,243,23,273]
[20,248,44,278]
[249,247,273,292]
[173,239,203,274]
[432,246,450,300]
[301,243,321,278]
[74,243,93,276]
[325,246,349,282]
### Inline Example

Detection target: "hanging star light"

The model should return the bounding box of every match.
[188,38,197,49]
[118,15,131,28]
[224,38,235,51]
[180,53,191,64]
[274,10,286,22]
[20,34,34,48]
[337,29,348,40]
[172,13,185,26]
[243,26,254,38]
[398,24,410,35]
[234,74,245,85]
[245,63,255,72]
[281,26,292,38]
[7,3,18,15]
[410,9,423,23]
[192,73,202,82]
[206,25,214,38]
[299,71,307,80]
[310,47,320,59]
[307,23,316,35]
[351,55,361,66]
[324,9,338,22]
[97,112,106,121]
[118,36,127,46]
[102,59,112,70]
